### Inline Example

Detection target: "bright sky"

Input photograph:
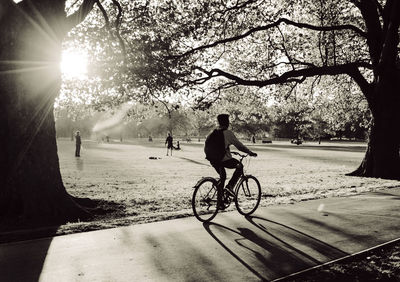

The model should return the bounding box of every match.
[60,50,88,79]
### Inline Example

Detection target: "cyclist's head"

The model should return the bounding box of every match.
[217,114,229,129]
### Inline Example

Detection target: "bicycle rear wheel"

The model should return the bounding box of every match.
[235,175,261,216]
[192,178,219,222]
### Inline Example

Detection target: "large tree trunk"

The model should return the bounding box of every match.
[0,1,89,224]
[348,69,400,180]
[349,116,400,180]
[349,0,400,180]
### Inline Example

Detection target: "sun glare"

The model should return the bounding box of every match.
[60,50,88,79]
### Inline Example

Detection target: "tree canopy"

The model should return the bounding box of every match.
[118,0,399,179]
[57,0,400,179]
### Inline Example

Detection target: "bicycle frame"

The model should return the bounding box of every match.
[221,152,251,203]
[192,151,260,221]
[235,176,252,197]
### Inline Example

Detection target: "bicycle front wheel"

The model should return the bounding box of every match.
[235,175,261,216]
[192,178,219,222]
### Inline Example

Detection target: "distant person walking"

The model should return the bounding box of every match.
[165,132,173,156]
[75,131,81,157]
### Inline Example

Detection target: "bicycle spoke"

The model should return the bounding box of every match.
[192,179,219,222]
[235,175,261,216]
[244,181,251,197]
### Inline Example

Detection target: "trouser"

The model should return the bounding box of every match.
[166,145,173,155]
[75,144,81,157]
[210,158,243,204]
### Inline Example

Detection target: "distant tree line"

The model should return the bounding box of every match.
[55,87,369,142]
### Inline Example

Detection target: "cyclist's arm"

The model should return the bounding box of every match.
[225,130,253,155]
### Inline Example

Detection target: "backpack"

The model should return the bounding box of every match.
[204,129,226,162]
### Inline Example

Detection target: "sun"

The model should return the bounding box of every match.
[60,50,88,79]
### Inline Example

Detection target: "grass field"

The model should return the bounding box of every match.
[3,138,399,280]
[57,137,399,235]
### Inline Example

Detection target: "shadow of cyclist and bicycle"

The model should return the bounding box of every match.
[202,215,348,281]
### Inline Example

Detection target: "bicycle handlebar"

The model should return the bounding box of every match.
[231,151,248,158]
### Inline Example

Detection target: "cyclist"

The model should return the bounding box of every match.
[208,114,257,208]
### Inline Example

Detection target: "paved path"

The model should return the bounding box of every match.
[1,188,400,282]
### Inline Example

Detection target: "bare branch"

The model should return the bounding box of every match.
[111,0,127,65]
[265,60,317,70]
[96,0,112,32]
[284,82,299,100]
[172,17,367,58]
[65,0,96,32]
[280,18,366,37]
[309,75,321,98]
[194,62,372,88]
[93,0,127,67]
[276,26,295,70]
[111,0,123,27]
[347,67,373,103]
[192,82,237,110]
[147,88,172,117]
[217,0,257,17]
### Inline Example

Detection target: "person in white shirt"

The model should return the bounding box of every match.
[210,114,257,196]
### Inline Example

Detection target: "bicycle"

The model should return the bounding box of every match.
[192,152,261,222]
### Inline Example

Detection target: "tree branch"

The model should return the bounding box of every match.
[65,0,97,32]
[277,26,295,70]
[172,17,367,58]
[355,0,383,68]
[192,82,236,110]
[64,0,127,74]
[378,0,400,70]
[147,89,172,118]
[347,66,372,100]
[111,0,123,27]
[213,0,257,18]
[284,82,299,100]
[96,0,111,32]
[194,62,372,88]
[111,0,126,65]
